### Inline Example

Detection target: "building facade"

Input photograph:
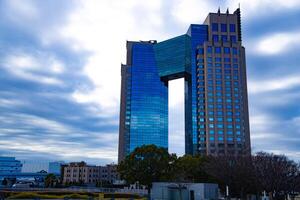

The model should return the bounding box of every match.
[62,162,100,185]
[99,164,119,184]
[61,162,119,185]
[48,161,65,175]
[119,8,251,162]
[0,157,22,175]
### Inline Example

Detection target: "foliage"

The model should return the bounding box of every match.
[6,192,90,199]
[118,144,176,191]
[45,173,59,188]
[118,145,300,200]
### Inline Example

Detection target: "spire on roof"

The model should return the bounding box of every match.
[226,8,229,15]
[218,7,220,15]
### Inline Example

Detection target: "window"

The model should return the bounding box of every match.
[233,64,238,69]
[212,23,218,31]
[221,35,227,42]
[224,64,231,68]
[215,63,222,67]
[209,124,214,128]
[221,24,227,32]
[218,137,224,141]
[198,65,204,69]
[198,58,204,63]
[215,57,222,62]
[230,24,236,32]
[227,124,233,129]
[213,35,219,42]
[227,118,233,122]
[216,86,222,90]
[209,130,215,134]
[224,57,230,62]
[230,35,237,43]
[207,46,212,53]
[217,117,223,122]
[215,69,222,73]
[224,47,230,54]
[198,48,204,54]
[233,47,238,55]
[215,47,221,54]
[210,137,215,141]
[216,75,222,79]
[227,137,233,141]
[209,117,214,121]
[217,111,223,116]
[217,124,223,128]
[233,58,238,63]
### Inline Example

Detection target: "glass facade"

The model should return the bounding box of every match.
[119,8,250,162]
[0,157,22,174]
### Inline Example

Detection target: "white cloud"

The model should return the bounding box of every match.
[171,0,216,25]
[4,0,39,23]
[248,75,300,94]
[256,31,300,55]
[60,0,167,116]
[1,52,65,85]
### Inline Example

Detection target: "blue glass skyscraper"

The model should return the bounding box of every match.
[119,9,251,162]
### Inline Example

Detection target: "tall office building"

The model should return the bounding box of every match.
[119,9,251,162]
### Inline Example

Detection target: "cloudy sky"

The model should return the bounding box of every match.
[0,0,300,165]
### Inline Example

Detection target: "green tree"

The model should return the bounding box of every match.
[44,173,58,188]
[117,145,176,194]
[173,155,213,183]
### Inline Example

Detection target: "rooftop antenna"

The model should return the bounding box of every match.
[218,7,220,15]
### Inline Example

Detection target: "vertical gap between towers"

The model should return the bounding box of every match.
[168,78,185,157]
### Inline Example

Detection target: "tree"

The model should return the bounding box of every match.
[1,178,8,186]
[172,155,212,183]
[252,152,300,200]
[45,173,58,188]
[117,145,176,194]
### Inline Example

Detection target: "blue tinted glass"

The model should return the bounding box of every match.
[212,23,218,31]
[207,46,212,53]
[198,48,204,54]
[224,47,230,54]
[213,35,219,42]
[233,47,238,55]
[215,47,221,53]
[221,35,227,42]
[221,24,227,32]
[224,57,230,62]
[230,35,237,43]
[215,57,222,62]
[128,43,168,154]
[230,24,236,32]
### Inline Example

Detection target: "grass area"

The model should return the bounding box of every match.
[1,191,147,199]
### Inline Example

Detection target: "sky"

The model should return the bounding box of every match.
[0,0,300,165]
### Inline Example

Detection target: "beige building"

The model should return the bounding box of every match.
[100,164,119,184]
[62,162,100,185]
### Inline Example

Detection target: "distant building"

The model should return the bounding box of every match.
[0,157,22,179]
[48,161,65,175]
[61,162,120,186]
[62,162,100,185]
[99,164,119,184]
[21,160,48,173]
